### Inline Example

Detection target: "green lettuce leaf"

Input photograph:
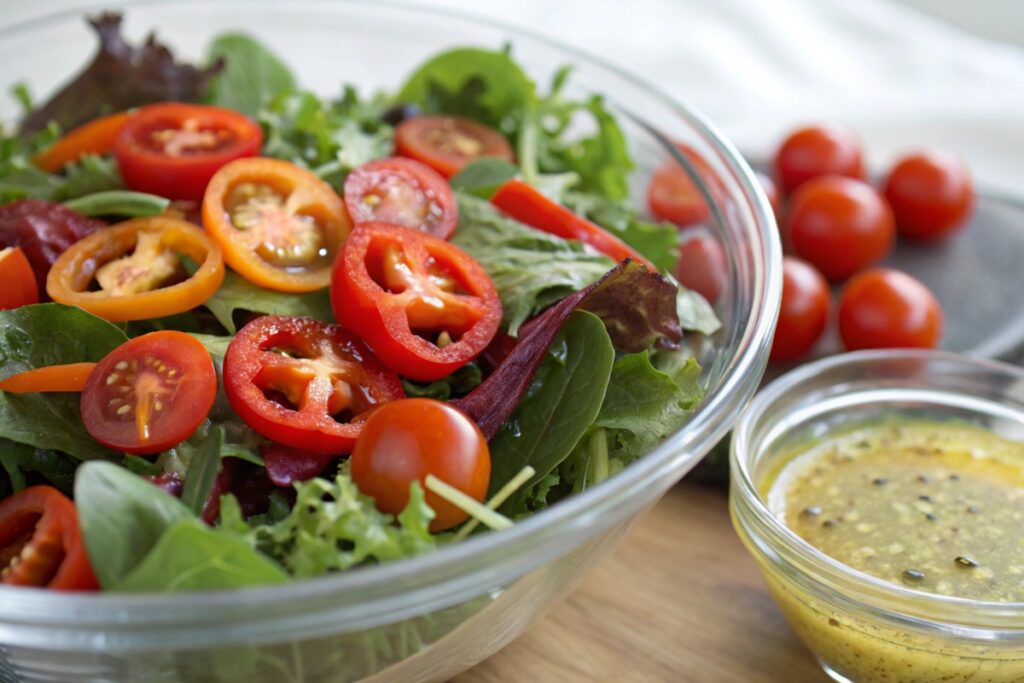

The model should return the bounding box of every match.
[204,33,296,117]
[203,270,334,334]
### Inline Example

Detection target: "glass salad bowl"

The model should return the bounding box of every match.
[0,2,781,682]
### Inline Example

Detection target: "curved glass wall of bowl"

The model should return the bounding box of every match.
[0,2,781,682]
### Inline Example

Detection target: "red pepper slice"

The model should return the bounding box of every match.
[491,179,655,270]
[223,315,405,455]
[0,486,99,591]
[331,222,502,382]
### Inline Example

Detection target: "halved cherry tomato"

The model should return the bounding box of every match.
[80,331,216,454]
[114,103,262,200]
[770,257,830,362]
[46,216,224,322]
[675,231,728,305]
[647,145,721,228]
[774,124,864,195]
[0,485,99,590]
[0,247,39,309]
[223,315,405,454]
[34,111,135,173]
[203,158,352,293]
[344,157,458,239]
[0,363,96,393]
[883,151,974,242]
[784,176,894,282]
[395,116,514,178]
[331,222,502,382]
[351,398,490,532]
[491,179,654,270]
[838,268,944,350]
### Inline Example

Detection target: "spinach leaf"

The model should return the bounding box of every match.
[180,426,225,516]
[156,418,265,475]
[0,304,126,459]
[203,270,333,333]
[595,351,702,439]
[204,33,296,117]
[490,311,614,499]
[75,461,194,588]
[62,190,169,218]
[449,158,519,199]
[115,519,289,592]
[401,363,482,401]
[452,193,613,335]
[0,439,33,493]
[397,48,535,130]
[563,191,678,272]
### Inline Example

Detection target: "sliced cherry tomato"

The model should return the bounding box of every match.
[838,268,944,350]
[0,199,105,299]
[883,151,974,242]
[0,485,98,591]
[114,103,262,200]
[351,398,490,532]
[46,216,224,322]
[203,158,352,293]
[331,222,502,382]
[395,116,514,178]
[223,315,405,454]
[770,257,830,362]
[34,111,135,173]
[0,247,39,310]
[647,145,720,228]
[80,331,217,454]
[785,176,894,282]
[491,179,654,270]
[675,231,728,305]
[774,124,864,195]
[344,157,457,239]
[0,362,96,393]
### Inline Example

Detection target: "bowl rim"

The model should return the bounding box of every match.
[0,0,781,633]
[731,348,1024,628]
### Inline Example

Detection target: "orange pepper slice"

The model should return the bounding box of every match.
[0,363,97,393]
[0,247,40,309]
[202,158,352,293]
[33,111,135,173]
[46,216,224,322]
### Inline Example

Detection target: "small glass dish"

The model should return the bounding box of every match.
[731,350,1024,683]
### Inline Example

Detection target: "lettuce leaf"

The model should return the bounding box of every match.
[204,33,296,117]
[202,270,334,334]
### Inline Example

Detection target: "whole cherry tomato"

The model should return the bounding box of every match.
[774,124,864,195]
[883,151,974,241]
[770,257,830,362]
[838,268,944,350]
[675,231,728,305]
[785,176,894,282]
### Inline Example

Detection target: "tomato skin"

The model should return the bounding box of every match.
[344,157,458,239]
[115,103,262,201]
[81,331,217,454]
[33,111,134,173]
[0,485,98,591]
[351,398,490,532]
[0,247,39,310]
[647,145,720,228]
[785,176,895,282]
[774,124,864,195]
[883,151,974,241]
[0,199,105,299]
[223,315,405,454]
[770,257,830,362]
[675,231,728,305]
[332,222,502,382]
[755,171,781,218]
[395,116,514,178]
[492,179,654,270]
[838,268,944,350]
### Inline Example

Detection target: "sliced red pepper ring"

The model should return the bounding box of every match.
[223,315,405,455]
[45,216,224,322]
[203,158,352,293]
[0,485,99,591]
[331,222,502,382]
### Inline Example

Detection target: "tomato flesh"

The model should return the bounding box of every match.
[115,103,262,200]
[395,116,514,178]
[344,157,458,239]
[0,486,98,590]
[81,331,217,454]
[883,151,974,242]
[838,268,944,350]
[223,315,405,454]
[351,398,490,532]
[774,124,864,194]
[770,257,830,362]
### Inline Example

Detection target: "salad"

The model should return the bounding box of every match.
[0,13,719,593]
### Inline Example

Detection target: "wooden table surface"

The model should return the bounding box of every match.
[456,480,830,683]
